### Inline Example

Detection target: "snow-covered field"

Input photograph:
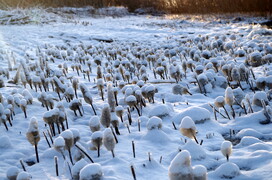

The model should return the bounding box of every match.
[0,8,272,180]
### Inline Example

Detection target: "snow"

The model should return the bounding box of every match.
[192,165,207,178]
[79,163,103,180]
[173,106,210,124]
[210,162,240,179]
[71,159,88,180]
[148,104,171,118]
[16,171,31,180]
[146,116,163,130]
[6,166,20,180]
[0,8,271,180]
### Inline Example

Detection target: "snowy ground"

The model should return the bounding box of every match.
[0,8,272,180]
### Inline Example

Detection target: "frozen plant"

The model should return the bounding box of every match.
[60,129,74,165]
[111,113,120,135]
[20,99,27,118]
[91,131,103,157]
[214,96,231,120]
[168,150,193,180]
[72,159,88,180]
[115,105,124,122]
[221,141,232,161]
[252,91,268,107]
[107,82,116,112]
[97,78,104,101]
[89,116,100,133]
[26,117,40,163]
[103,128,116,158]
[69,99,83,116]
[100,104,111,128]
[225,87,235,118]
[179,116,198,144]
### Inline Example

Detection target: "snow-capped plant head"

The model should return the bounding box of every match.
[256,77,266,91]
[91,131,103,157]
[252,91,268,107]
[89,116,100,133]
[26,117,40,146]
[215,96,225,108]
[192,165,207,180]
[125,95,137,107]
[231,67,240,82]
[60,129,74,150]
[179,116,197,139]
[225,87,234,106]
[103,128,116,158]
[147,116,162,130]
[79,163,103,180]
[70,128,81,143]
[221,141,232,161]
[172,84,183,95]
[168,150,193,180]
[72,159,88,180]
[100,104,111,128]
[6,166,20,180]
[54,136,65,153]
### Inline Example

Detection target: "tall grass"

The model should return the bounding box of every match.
[0,0,271,15]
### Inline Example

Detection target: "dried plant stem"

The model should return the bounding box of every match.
[172,121,177,130]
[222,106,231,120]
[110,126,118,143]
[130,165,137,180]
[91,103,97,115]
[132,141,135,158]
[47,129,54,144]
[35,143,39,163]
[75,144,94,163]
[68,149,74,165]
[54,156,59,176]
[43,131,51,148]
[20,159,26,172]
[193,135,199,144]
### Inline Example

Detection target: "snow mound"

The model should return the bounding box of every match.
[147,116,162,130]
[172,106,210,124]
[192,165,207,179]
[79,163,103,180]
[143,129,170,144]
[182,140,206,160]
[236,136,262,147]
[236,128,267,139]
[6,166,19,180]
[0,136,11,148]
[212,162,240,179]
[72,159,88,180]
[148,104,171,118]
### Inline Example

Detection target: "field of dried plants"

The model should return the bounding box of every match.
[0,7,272,180]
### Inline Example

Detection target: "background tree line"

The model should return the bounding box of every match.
[1,0,271,15]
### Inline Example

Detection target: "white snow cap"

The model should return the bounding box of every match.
[225,87,234,99]
[89,116,100,127]
[6,166,20,179]
[180,116,196,129]
[72,159,88,178]
[215,96,225,104]
[70,128,80,141]
[79,163,103,180]
[54,136,65,147]
[192,165,207,177]
[169,150,191,174]
[213,162,240,179]
[103,128,113,138]
[147,116,162,130]
[221,140,232,157]
[91,131,103,139]
[125,95,136,103]
[60,129,74,139]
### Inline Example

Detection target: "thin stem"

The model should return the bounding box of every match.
[35,143,39,163]
[75,144,94,163]
[43,131,51,148]
[223,106,231,120]
[54,156,59,176]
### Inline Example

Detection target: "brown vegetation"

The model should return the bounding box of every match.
[0,0,271,15]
